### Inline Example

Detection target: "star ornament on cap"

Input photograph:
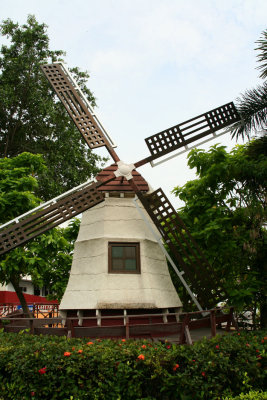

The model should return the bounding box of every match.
[114,161,135,180]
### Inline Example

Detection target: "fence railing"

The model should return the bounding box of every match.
[0,307,238,343]
[0,303,59,318]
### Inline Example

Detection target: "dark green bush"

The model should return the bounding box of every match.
[0,330,266,399]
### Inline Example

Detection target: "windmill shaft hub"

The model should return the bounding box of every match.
[114,161,135,180]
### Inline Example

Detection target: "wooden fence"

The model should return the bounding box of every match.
[0,303,59,318]
[0,307,238,344]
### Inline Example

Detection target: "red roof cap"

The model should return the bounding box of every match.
[96,164,149,192]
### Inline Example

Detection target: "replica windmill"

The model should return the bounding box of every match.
[0,63,241,334]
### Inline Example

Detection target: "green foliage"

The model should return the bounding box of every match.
[0,15,107,201]
[0,330,266,399]
[256,29,267,80]
[0,153,80,305]
[223,390,267,400]
[0,221,80,302]
[231,83,267,140]
[0,152,45,223]
[172,142,267,325]
[28,218,80,300]
[231,29,267,139]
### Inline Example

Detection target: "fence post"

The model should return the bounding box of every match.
[180,313,190,344]
[210,310,216,337]
[227,307,239,331]
[66,319,72,338]
[125,316,129,339]
[184,325,193,345]
[29,319,34,335]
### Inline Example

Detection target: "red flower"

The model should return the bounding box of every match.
[141,345,146,349]
[137,354,145,360]
[30,392,35,397]
[121,339,126,342]
[64,352,71,357]
[166,345,171,349]
[78,349,83,354]
[215,345,219,349]
[38,367,47,375]
[87,342,93,345]
[192,359,196,362]
[173,364,179,371]
[201,372,206,377]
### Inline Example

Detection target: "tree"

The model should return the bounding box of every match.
[231,29,267,140]
[172,142,267,328]
[0,152,45,222]
[0,152,45,315]
[0,153,80,315]
[0,15,107,201]
[28,218,80,301]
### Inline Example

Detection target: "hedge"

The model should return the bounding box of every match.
[223,390,267,399]
[0,329,266,399]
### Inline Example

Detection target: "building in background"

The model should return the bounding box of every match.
[0,276,58,316]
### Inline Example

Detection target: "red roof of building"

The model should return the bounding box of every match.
[0,291,58,305]
[96,164,149,192]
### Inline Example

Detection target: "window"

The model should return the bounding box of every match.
[108,242,140,274]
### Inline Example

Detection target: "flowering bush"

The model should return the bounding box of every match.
[0,329,266,399]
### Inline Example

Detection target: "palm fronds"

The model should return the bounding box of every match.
[231,82,267,139]
[256,29,267,80]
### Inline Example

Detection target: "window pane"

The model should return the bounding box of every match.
[109,243,140,273]
[124,246,136,258]
[112,246,123,258]
[125,259,137,270]
[112,259,124,270]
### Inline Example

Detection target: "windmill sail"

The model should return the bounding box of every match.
[135,102,240,167]
[0,181,104,256]
[41,63,119,162]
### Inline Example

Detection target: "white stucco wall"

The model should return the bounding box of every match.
[60,196,182,311]
[0,279,34,294]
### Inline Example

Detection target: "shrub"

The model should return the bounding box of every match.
[223,390,267,399]
[0,329,266,399]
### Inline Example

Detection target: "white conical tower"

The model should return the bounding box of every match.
[60,166,182,324]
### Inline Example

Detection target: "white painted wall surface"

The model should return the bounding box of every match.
[0,280,34,294]
[60,197,182,311]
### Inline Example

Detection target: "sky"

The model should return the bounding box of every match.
[1,0,266,208]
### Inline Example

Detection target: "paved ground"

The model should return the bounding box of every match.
[155,327,233,344]
[189,327,227,342]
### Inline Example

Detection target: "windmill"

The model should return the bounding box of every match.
[0,63,241,333]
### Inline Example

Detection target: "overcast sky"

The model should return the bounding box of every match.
[1,0,266,207]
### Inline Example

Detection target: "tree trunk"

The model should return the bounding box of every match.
[260,300,267,329]
[260,259,267,329]
[9,276,32,317]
